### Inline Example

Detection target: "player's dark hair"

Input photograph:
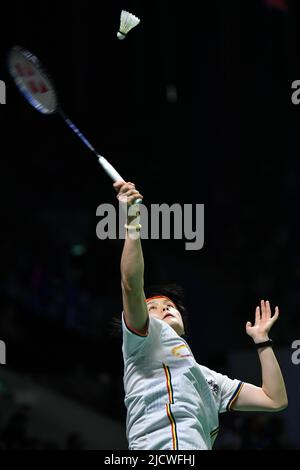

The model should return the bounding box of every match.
[109,283,189,338]
[146,283,189,337]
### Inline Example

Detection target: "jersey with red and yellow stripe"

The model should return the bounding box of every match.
[122,313,243,450]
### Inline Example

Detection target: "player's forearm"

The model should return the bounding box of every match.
[258,346,288,409]
[121,234,144,290]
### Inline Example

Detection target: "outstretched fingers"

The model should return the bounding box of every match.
[271,306,280,324]
[255,305,261,325]
[260,299,267,320]
[265,300,272,319]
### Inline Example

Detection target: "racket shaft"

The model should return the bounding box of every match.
[63,115,96,154]
[61,111,123,181]
[60,112,142,204]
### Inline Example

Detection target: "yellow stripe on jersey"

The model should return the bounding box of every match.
[163,363,174,404]
[166,404,178,450]
[163,364,178,449]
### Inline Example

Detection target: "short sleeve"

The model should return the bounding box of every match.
[201,365,244,414]
[121,312,149,359]
[122,312,169,360]
[216,372,244,413]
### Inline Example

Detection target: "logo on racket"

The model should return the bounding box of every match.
[0,80,6,104]
[14,62,49,95]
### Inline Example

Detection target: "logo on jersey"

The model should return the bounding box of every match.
[171,344,193,358]
[207,379,219,395]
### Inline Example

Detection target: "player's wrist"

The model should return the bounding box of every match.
[253,335,270,344]
[125,223,142,230]
[127,214,139,224]
[127,208,141,225]
[254,338,273,350]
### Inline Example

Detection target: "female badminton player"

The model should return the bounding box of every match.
[113,180,288,451]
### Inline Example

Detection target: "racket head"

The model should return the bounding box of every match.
[7,45,58,114]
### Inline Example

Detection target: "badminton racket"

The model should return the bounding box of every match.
[7,45,142,205]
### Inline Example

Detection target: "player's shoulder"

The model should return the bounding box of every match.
[122,311,165,338]
[198,363,212,374]
[198,363,220,380]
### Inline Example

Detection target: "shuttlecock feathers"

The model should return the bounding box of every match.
[117,10,140,40]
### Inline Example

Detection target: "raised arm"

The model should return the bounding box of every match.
[114,180,149,335]
[232,300,288,412]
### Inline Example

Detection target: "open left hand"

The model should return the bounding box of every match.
[246,300,279,343]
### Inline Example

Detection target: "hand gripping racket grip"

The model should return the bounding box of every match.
[98,156,143,205]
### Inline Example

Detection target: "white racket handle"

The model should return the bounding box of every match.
[98,156,142,205]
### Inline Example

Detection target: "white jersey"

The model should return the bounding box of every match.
[122,313,244,450]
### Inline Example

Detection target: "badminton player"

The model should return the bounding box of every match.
[113,180,288,451]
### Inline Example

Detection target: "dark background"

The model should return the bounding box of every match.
[0,0,299,450]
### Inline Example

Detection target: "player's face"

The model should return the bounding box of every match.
[146,296,185,336]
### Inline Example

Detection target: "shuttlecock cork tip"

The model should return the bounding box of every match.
[117,31,126,40]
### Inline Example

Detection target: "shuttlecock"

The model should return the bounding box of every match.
[117,10,140,40]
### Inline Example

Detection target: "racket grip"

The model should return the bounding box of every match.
[98,156,124,182]
[98,156,142,205]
